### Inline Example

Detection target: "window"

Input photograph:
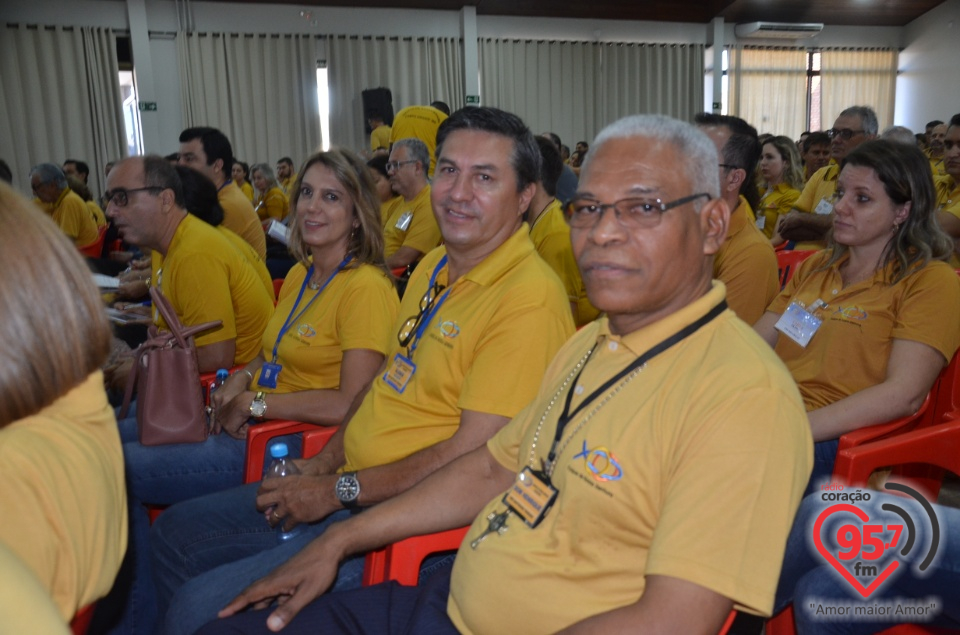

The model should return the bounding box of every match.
[119,70,143,157]
[317,66,330,151]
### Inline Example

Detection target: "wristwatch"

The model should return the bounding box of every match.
[249,391,268,419]
[335,472,361,509]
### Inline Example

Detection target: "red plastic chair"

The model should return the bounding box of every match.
[70,603,96,634]
[362,526,470,586]
[775,249,817,290]
[78,225,108,258]
[272,278,284,299]
[244,420,337,483]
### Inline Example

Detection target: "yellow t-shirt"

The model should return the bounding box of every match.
[792,164,840,251]
[382,184,441,258]
[448,283,812,633]
[218,226,276,302]
[49,188,98,246]
[254,186,289,222]
[390,106,448,175]
[218,181,267,260]
[930,156,946,177]
[152,214,274,365]
[713,196,779,325]
[768,251,960,412]
[757,182,800,239]
[0,371,127,621]
[936,175,960,267]
[280,173,298,196]
[0,542,70,632]
[529,198,599,327]
[342,226,575,472]
[240,181,254,202]
[255,262,399,394]
[370,124,392,152]
[380,196,401,231]
[86,200,108,227]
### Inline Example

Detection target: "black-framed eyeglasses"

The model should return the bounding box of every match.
[397,282,447,347]
[718,163,742,171]
[826,128,864,141]
[385,160,418,173]
[103,187,164,208]
[565,193,712,230]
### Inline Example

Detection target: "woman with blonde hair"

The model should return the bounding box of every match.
[759,135,804,243]
[0,182,126,622]
[250,162,289,223]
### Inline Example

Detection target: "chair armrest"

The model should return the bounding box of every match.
[363,526,470,587]
[244,419,319,484]
[837,392,933,453]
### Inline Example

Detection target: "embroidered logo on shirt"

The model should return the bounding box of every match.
[832,305,868,321]
[297,324,317,338]
[573,440,623,482]
[438,318,460,339]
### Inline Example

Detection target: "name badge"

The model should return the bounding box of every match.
[383,353,416,393]
[502,467,558,528]
[774,301,823,348]
[395,211,413,231]
[814,197,834,216]
[756,215,766,230]
[258,362,282,389]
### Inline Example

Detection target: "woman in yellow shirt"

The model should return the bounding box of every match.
[758,135,804,244]
[251,163,290,223]
[232,161,254,202]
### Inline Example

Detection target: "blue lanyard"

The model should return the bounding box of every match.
[408,255,452,357]
[271,255,352,362]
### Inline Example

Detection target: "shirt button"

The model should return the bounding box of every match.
[608,341,618,351]
[574,385,584,395]
[832,289,838,295]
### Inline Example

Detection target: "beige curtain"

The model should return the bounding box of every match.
[326,36,464,153]
[0,25,125,195]
[479,39,703,147]
[177,32,321,168]
[727,47,808,139]
[819,49,898,131]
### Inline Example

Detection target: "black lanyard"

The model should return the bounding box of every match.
[547,300,728,466]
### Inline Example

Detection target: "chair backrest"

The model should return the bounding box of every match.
[77,225,107,258]
[272,278,284,299]
[776,250,817,290]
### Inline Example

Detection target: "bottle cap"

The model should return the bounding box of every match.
[216,368,230,380]
[269,442,289,459]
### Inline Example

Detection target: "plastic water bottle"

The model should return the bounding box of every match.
[265,442,302,543]
[206,368,231,425]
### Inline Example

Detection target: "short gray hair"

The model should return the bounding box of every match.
[30,163,67,189]
[839,106,879,136]
[250,163,279,189]
[392,138,430,173]
[584,115,720,209]
[880,125,917,146]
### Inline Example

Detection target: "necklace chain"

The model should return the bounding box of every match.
[526,343,645,477]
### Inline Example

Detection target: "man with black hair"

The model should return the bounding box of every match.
[275,157,297,194]
[63,159,90,184]
[800,132,831,182]
[529,136,597,326]
[367,112,392,155]
[178,127,266,259]
[695,113,778,324]
[541,131,579,205]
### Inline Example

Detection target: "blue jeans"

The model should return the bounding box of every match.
[805,438,841,497]
[151,482,364,635]
[101,414,299,635]
[774,492,960,634]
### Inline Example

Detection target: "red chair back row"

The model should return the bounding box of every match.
[775,249,817,290]
[78,225,108,258]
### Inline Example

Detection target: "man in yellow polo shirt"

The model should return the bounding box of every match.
[936,113,960,266]
[151,106,575,635]
[179,127,267,259]
[528,136,598,327]
[104,156,274,378]
[696,113,778,324]
[382,138,442,270]
[276,157,298,195]
[204,114,812,635]
[928,122,948,176]
[368,112,392,155]
[29,163,98,246]
[777,106,878,249]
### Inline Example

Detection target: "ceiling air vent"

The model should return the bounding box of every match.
[734,22,824,39]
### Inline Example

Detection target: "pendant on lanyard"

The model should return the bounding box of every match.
[259,255,353,389]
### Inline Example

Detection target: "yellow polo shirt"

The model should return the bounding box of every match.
[449,283,811,633]
[757,182,800,239]
[86,200,107,227]
[930,156,946,177]
[0,542,69,632]
[240,181,254,202]
[0,372,127,621]
[152,214,274,365]
[219,181,266,260]
[218,226,276,302]
[370,124,392,152]
[390,106,448,175]
[280,173,298,196]
[382,184,441,258]
[529,198,599,327]
[254,186,289,222]
[792,164,840,251]
[49,188,98,246]
[936,175,960,267]
[255,263,398,394]
[342,225,575,471]
[768,251,960,412]
[713,196,779,325]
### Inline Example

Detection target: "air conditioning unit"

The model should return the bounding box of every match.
[735,22,824,39]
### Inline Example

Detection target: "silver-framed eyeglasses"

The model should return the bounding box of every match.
[385,160,418,173]
[103,187,164,208]
[565,193,711,229]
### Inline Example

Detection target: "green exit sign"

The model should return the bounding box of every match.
[138,101,158,112]
[465,95,480,105]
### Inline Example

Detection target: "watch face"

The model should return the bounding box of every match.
[336,474,360,502]
[250,399,267,417]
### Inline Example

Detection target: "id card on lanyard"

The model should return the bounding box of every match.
[259,256,353,389]
[383,256,452,393]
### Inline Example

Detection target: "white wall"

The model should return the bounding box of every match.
[896,0,960,131]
